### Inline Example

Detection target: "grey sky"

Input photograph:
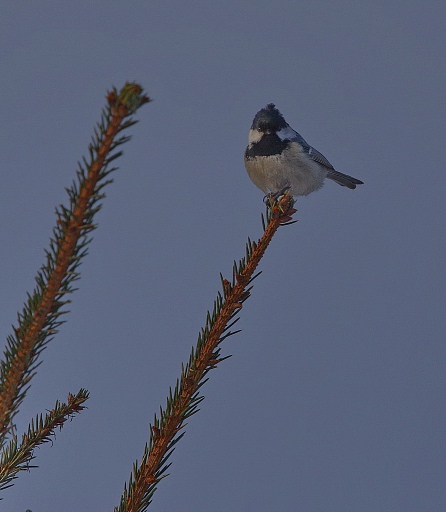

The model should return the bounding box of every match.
[1,2,445,511]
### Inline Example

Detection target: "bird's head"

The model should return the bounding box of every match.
[251,103,287,134]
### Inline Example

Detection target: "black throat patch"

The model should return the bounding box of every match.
[245,133,290,159]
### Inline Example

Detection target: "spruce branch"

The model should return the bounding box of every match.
[0,83,150,446]
[116,193,297,512]
[0,389,89,493]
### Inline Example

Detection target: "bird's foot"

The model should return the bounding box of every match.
[263,186,291,204]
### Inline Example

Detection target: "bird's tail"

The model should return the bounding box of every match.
[326,169,364,189]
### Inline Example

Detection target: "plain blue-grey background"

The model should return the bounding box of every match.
[1,2,445,511]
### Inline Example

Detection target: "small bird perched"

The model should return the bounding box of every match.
[244,104,363,197]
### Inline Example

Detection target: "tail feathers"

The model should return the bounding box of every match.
[326,169,364,189]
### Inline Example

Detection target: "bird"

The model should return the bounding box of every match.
[244,103,363,197]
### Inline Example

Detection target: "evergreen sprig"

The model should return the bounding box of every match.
[0,84,150,462]
[116,194,297,512]
[0,389,89,492]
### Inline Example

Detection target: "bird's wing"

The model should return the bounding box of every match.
[286,126,363,188]
[280,125,335,170]
[281,126,310,148]
[306,145,335,169]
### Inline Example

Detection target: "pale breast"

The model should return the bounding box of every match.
[245,143,327,196]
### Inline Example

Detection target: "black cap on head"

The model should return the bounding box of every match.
[251,103,287,132]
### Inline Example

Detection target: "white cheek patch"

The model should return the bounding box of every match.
[248,129,263,144]
[277,125,298,141]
